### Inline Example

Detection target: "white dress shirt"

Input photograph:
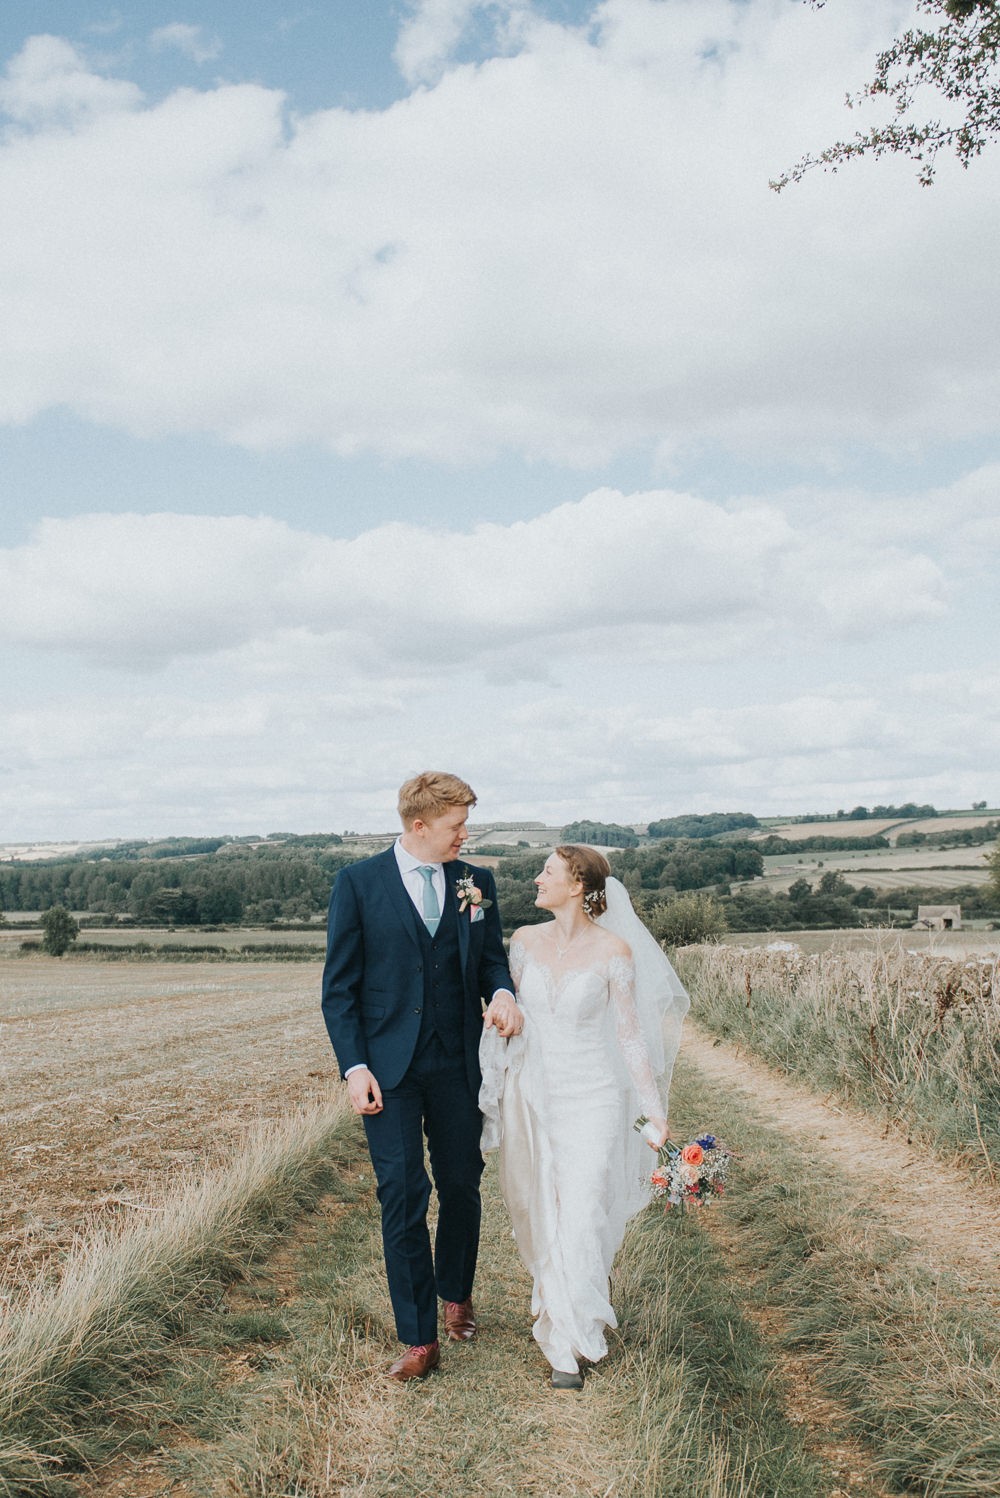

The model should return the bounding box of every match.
[394,838,447,917]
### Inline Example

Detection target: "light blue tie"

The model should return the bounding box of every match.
[418,866,441,936]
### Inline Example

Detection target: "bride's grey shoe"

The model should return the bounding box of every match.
[549,1369,584,1391]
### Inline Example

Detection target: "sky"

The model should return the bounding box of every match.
[1,0,999,841]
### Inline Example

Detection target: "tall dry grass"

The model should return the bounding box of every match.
[0,1095,351,1495]
[662,1058,1000,1497]
[677,941,1000,1170]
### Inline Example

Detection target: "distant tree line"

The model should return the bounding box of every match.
[4,821,998,936]
[0,843,354,925]
[561,820,639,847]
[722,878,999,932]
[896,821,1000,848]
[86,836,233,861]
[610,842,765,891]
[484,841,767,932]
[834,803,938,821]
[645,813,760,839]
[752,834,890,854]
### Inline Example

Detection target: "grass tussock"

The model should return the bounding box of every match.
[610,1205,828,1497]
[677,940,1000,1170]
[0,1095,353,1495]
[668,1057,1000,1497]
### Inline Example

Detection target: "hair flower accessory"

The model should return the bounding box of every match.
[456,874,492,914]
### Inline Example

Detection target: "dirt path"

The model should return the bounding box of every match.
[75,1162,634,1498]
[681,1022,1000,1295]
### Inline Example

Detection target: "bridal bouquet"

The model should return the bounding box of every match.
[634,1117,732,1209]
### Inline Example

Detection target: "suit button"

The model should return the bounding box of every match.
[414,1007,422,1014]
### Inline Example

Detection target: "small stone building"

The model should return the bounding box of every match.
[915,904,962,931]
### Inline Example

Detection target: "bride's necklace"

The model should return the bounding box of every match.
[547,921,590,958]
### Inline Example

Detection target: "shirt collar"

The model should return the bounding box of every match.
[394,838,442,875]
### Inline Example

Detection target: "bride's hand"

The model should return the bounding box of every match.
[484,993,524,1038]
[645,1117,669,1150]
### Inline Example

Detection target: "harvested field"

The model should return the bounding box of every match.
[746,843,993,893]
[1,957,331,1287]
[0,924,327,954]
[721,926,1000,958]
[753,818,905,841]
[755,812,999,845]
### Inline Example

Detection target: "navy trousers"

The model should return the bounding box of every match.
[363,1034,484,1346]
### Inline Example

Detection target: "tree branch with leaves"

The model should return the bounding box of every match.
[773,0,1000,189]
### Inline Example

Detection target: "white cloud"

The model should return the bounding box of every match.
[0,3,997,463]
[149,24,223,66]
[0,487,952,669]
[394,0,538,83]
[0,35,141,126]
[4,668,996,840]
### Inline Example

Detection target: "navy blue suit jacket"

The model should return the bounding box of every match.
[321,848,513,1093]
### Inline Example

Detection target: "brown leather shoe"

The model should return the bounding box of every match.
[385,1341,440,1381]
[443,1297,476,1341]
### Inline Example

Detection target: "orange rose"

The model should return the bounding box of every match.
[651,1170,668,1188]
[680,1144,704,1167]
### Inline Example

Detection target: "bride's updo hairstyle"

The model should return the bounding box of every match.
[555,844,611,918]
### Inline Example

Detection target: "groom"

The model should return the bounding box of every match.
[321,771,521,1380]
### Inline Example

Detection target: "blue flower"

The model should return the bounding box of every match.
[695,1135,716,1149]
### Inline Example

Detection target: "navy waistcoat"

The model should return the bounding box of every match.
[414,888,465,1054]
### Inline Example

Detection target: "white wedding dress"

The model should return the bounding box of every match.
[480,883,689,1377]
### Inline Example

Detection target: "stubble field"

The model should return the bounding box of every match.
[1,956,333,1288]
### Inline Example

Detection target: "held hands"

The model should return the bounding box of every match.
[347,1068,383,1115]
[483,993,524,1039]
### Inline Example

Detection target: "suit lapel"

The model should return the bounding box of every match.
[377,849,424,951]
[446,861,470,971]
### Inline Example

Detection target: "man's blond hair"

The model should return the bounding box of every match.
[397,771,477,829]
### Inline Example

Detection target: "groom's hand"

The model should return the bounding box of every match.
[484,992,524,1038]
[347,1068,383,1115]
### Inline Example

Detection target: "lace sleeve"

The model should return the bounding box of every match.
[508,938,526,991]
[609,954,663,1119]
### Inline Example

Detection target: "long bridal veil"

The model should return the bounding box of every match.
[596,875,690,1108]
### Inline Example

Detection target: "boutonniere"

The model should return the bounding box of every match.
[456,874,492,914]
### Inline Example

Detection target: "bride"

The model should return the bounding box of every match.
[479,845,689,1391]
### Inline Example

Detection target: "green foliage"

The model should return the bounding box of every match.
[775,1,1000,188]
[843,801,937,819]
[494,854,545,930]
[40,905,79,957]
[753,833,889,854]
[560,819,639,847]
[898,820,999,847]
[611,841,765,894]
[989,839,1000,905]
[646,812,759,840]
[0,846,356,927]
[724,880,883,931]
[647,892,728,946]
